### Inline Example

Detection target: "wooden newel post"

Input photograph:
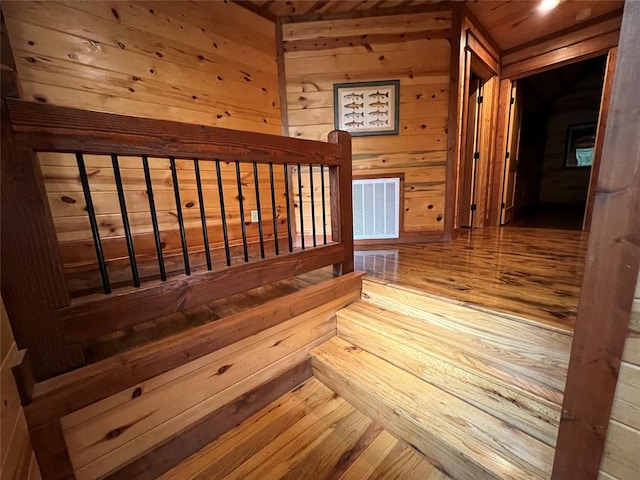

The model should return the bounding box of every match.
[328,130,354,276]
[1,17,84,381]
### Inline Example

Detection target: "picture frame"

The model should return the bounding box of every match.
[564,122,597,168]
[333,80,400,136]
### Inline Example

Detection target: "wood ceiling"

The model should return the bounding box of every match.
[239,0,624,52]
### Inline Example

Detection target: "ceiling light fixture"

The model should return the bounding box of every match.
[539,0,560,13]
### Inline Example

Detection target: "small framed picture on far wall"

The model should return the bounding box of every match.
[565,122,597,168]
[333,80,400,136]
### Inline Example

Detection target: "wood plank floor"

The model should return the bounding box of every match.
[355,227,588,331]
[161,377,448,480]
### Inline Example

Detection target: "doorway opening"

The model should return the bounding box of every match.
[457,53,499,231]
[500,55,608,230]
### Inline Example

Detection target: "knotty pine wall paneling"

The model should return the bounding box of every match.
[599,274,640,479]
[2,1,286,294]
[0,298,42,480]
[282,12,452,238]
[2,1,281,133]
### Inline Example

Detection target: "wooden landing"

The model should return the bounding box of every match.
[160,377,448,480]
[355,226,588,331]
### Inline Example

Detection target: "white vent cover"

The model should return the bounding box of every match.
[353,178,400,240]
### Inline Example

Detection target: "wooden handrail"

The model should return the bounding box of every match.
[6,98,343,165]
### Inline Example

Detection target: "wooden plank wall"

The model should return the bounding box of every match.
[0,298,42,480]
[599,274,640,479]
[2,1,280,133]
[57,285,360,479]
[539,67,605,207]
[282,12,452,239]
[2,1,285,294]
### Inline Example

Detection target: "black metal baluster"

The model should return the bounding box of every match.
[170,157,190,275]
[320,164,327,245]
[76,152,111,294]
[253,162,265,259]
[269,162,280,256]
[142,155,166,281]
[235,161,249,262]
[309,165,317,247]
[297,163,305,250]
[215,160,231,266]
[111,154,139,287]
[194,158,212,270]
[284,163,293,253]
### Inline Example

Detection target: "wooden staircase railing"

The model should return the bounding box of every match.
[1,96,353,381]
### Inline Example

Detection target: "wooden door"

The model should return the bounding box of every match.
[500,82,522,225]
[460,79,482,228]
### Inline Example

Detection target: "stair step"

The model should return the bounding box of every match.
[360,281,572,398]
[312,337,554,480]
[339,300,566,404]
[362,277,573,337]
[337,302,560,446]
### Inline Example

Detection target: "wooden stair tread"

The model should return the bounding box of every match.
[337,304,561,447]
[160,377,446,480]
[312,337,554,480]
[362,277,574,335]
[338,300,568,404]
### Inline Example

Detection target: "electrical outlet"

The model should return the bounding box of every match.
[251,210,259,223]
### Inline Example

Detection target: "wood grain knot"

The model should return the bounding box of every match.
[106,428,121,439]
[61,195,76,204]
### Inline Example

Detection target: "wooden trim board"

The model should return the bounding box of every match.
[444,6,465,240]
[583,47,617,232]
[279,2,455,24]
[552,2,640,478]
[6,98,342,165]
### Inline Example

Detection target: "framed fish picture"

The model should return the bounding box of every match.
[333,80,400,136]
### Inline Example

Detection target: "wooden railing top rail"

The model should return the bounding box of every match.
[6,98,344,165]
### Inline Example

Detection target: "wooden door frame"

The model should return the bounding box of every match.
[446,12,500,239]
[498,81,522,226]
[552,2,640,477]
[488,12,621,228]
[490,48,617,230]
[582,48,617,232]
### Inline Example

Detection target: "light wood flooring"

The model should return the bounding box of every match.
[161,377,447,480]
[356,227,588,331]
